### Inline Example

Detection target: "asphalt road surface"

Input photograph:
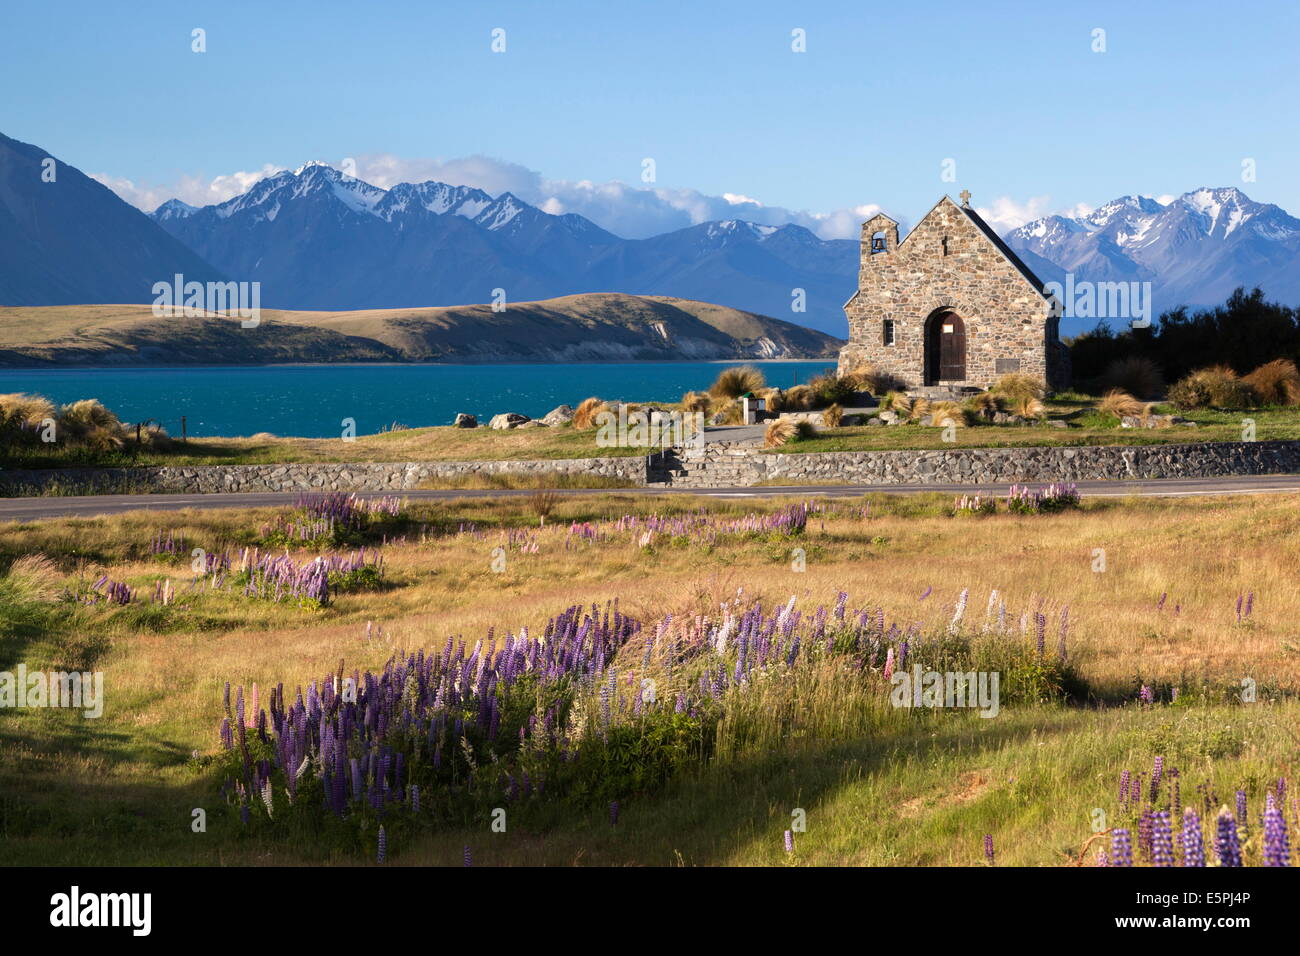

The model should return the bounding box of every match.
[3,475,1299,521]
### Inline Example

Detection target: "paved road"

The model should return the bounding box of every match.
[2,475,1299,521]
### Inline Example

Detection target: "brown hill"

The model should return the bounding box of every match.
[0,293,841,366]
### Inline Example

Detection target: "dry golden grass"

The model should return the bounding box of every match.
[1244,358,1300,406]
[926,400,968,427]
[782,384,815,411]
[764,419,798,447]
[4,491,1300,865]
[708,365,766,401]
[1099,389,1144,419]
[572,397,608,430]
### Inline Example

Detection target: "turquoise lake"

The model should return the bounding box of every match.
[1,362,836,438]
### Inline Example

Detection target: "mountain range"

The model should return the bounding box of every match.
[2,129,1299,343]
[149,161,858,336]
[1004,188,1300,330]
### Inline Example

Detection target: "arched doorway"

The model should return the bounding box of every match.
[925,310,966,384]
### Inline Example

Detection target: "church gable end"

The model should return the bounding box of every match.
[838,194,1069,391]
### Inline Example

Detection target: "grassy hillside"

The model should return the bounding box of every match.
[0,293,841,366]
[1,491,1296,865]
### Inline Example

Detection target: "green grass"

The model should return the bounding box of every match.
[771,400,1300,454]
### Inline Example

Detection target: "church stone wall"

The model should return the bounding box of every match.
[838,198,1063,390]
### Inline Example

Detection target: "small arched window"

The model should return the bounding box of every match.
[870,231,887,254]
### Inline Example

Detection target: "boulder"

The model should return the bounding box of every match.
[540,404,575,426]
[489,413,530,430]
[865,416,886,427]
[877,410,900,425]
[453,413,478,428]
[517,420,547,429]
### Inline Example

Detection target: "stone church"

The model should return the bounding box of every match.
[837,192,1069,391]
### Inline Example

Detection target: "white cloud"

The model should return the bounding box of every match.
[973,195,1060,233]
[89,164,287,213]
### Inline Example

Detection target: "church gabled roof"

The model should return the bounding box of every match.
[956,202,1048,296]
[901,195,1050,299]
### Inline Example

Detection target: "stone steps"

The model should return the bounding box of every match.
[648,441,766,487]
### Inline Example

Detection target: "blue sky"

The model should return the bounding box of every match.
[3,0,1297,237]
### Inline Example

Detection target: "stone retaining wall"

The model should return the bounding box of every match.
[757,440,1300,485]
[3,441,1298,495]
[0,456,649,494]
[668,440,1300,487]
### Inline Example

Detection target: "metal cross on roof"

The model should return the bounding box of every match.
[959,189,972,208]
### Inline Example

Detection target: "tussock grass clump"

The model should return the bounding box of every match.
[756,387,783,413]
[56,399,127,451]
[927,401,969,427]
[845,363,906,395]
[763,419,816,447]
[822,403,844,428]
[908,397,932,423]
[1168,366,1258,410]
[1017,397,1046,420]
[0,392,57,429]
[1101,356,1164,400]
[1242,359,1300,406]
[1099,389,1144,420]
[708,366,765,401]
[679,391,712,414]
[991,373,1046,405]
[764,419,797,448]
[964,391,1005,419]
[782,384,815,411]
[881,391,913,417]
[573,397,609,430]
[808,372,859,407]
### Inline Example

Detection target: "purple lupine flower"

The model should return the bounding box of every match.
[1181,808,1205,867]
[1215,808,1242,867]
[1152,811,1174,867]
[984,833,995,865]
[1138,808,1154,863]
[1139,684,1154,705]
[784,830,794,854]
[1110,828,1133,867]
[1235,790,1247,833]
[377,825,387,864]
[1150,756,1163,802]
[610,801,619,825]
[410,784,420,814]
[1263,796,1290,867]
[463,845,472,867]
[1119,770,1131,805]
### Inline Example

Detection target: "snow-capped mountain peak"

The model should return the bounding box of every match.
[153,198,199,220]
[1004,185,1300,334]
